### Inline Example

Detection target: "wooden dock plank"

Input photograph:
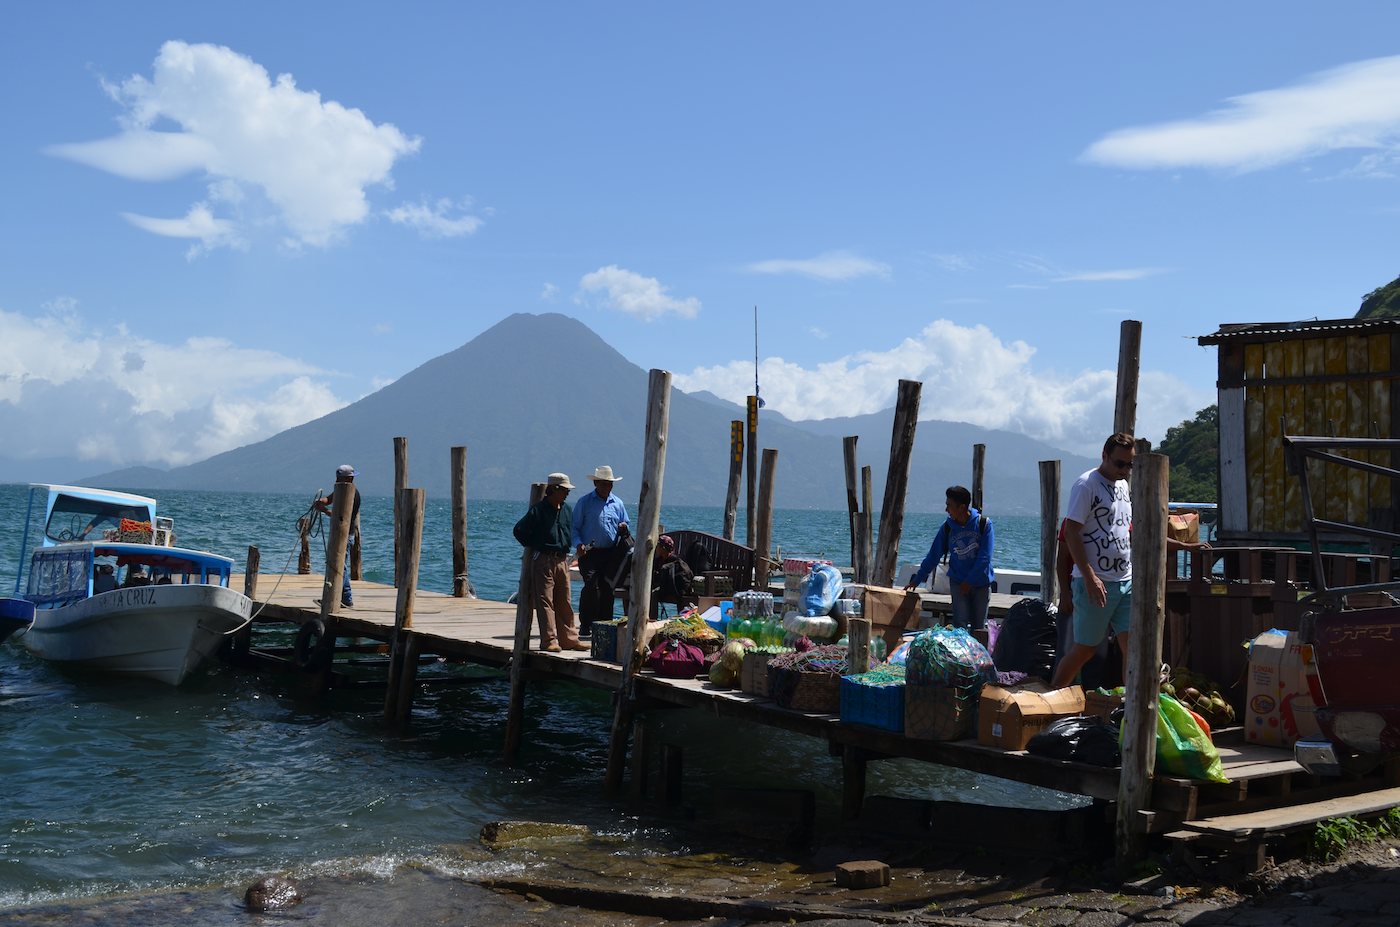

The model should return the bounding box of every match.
[1184,786,1400,838]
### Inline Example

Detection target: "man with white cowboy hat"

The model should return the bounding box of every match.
[513,473,585,651]
[571,465,630,636]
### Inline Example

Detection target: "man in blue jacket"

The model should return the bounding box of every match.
[904,485,995,630]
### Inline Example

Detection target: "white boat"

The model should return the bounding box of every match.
[7,484,252,685]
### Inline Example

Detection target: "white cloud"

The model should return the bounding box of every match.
[577,266,700,321]
[1084,55,1400,171]
[385,197,483,238]
[1053,268,1166,282]
[49,40,420,248]
[927,253,973,272]
[748,250,891,281]
[0,300,347,467]
[1007,284,1048,290]
[540,283,559,300]
[673,320,1211,456]
[809,327,830,339]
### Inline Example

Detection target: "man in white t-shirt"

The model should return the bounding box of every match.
[1050,433,1135,688]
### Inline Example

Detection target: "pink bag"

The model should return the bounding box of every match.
[649,640,707,678]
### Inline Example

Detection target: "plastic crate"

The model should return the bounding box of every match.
[840,673,906,732]
[591,621,621,661]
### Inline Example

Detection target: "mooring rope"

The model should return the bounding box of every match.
[224,490,323,636]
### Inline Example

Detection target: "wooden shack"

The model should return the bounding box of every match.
[1200,317,1400,545]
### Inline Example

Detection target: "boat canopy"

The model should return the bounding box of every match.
[24,542,233,607]
[29,484,157,547]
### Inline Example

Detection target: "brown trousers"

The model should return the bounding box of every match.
[530,550,578,648]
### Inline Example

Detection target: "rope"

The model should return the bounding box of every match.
[224,490,323,636]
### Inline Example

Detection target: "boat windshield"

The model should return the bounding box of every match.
[45,494,150,544]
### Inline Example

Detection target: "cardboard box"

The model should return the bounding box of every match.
[1084,689,1124,725]
[1246,629,1321,749]
[906,684,977,741]
[862,586,922,652]
[741,651,773,697]
[977,680,1085,750]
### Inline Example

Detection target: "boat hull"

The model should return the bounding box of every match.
[0,598,35,644]
[20,584,253,685]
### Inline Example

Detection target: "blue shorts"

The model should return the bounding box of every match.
[1071,576,1131,647]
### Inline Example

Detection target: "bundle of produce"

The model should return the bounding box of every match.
[1160,666,1235,727]
[905,626,997,689]
[656,611,725,654]
[708,639,758,688]
[768,644,849,712]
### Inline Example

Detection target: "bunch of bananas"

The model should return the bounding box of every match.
[1160,666,1236,727]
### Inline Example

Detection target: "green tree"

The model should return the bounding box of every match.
[1153,405,1218,503]
[1356,273,1400,319]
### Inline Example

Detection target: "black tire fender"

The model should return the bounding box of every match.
[293,618,332,673]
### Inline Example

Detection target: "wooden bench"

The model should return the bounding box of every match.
[617,530,756,616]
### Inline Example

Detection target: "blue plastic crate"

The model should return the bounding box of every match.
[840,674,906,732]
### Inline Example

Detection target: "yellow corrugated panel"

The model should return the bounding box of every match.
[1325,338,1348,523]
[1245,345,1265,532]
[1347,336,1369,526]
[1283,340,1305,533]
[1304,338,1327,522]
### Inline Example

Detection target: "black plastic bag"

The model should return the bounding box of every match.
[992,597,1059,680]
[1025,715,1121,767]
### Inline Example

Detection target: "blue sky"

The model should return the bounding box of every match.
[4,3,1400,469]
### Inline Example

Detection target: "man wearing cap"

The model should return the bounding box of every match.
[514,474,586,652]
[314,465,361,608]
[572,465,630,635]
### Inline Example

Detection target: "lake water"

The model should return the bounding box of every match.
[0,484,1074,923]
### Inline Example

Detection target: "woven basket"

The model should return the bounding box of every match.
[771,667,842,713]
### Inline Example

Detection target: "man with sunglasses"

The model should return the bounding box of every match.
[1051,433,1136,688]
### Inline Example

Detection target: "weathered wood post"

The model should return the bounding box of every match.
[1039,461,1061,606]
[860,466,874,585]
[314,482,355,692]
[1116,439,1168,874]
[384,487,425,722]
[349,510,362,581]
[297,518,311,574]
[873,380,922,587]
[604,369,672,792]
[503,482,547,761]
[630,719,650,797]
[972,443,986,512]
[755,449,779,589]
[451,446,470,597]
[844,436,860,572]
[243,545,260,599]
[393,436,409,586]
[746,396,758,547]
[1114,320,1142,437]
[848,617,872,675]
[723,421,743,542]
[660,744,683,806]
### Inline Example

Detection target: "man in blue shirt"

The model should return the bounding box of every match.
[571,465,630,636]
[904,485,995,630]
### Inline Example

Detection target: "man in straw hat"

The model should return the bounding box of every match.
[513,473,586,652]
[571,465,631,636]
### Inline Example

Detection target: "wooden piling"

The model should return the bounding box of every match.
[746,396,758,547]
[847,617,872,675]
[860,465,873,585]
[503,481,547,761]
[631,719,650,797]
[841,747,868,821]
[297,518,311,575]
[1116,439,1168,874]
[451,446,470,597]
[314,482,355,693]
[873,379,922,587]
[755,448,778,589]
[393,437,409,586]
[243,546,260,599]
[660,743,683,806]
[1114,320,1143,437]
[1039,460,1061,605]
[604,369,672,792]
[844,436,860,573]
[384,487,426,722]
[723,421,743,542]
[393,632,423,727]
[972,443,986,512]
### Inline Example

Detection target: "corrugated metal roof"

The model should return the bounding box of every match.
[1197,317,1400,345]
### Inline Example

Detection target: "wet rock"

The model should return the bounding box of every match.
[479,820,593,849]
[835,860,890,889]
[244,876,302,911]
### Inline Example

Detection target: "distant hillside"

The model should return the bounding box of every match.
[1357,273,1400,319]
[78,313,1097,514]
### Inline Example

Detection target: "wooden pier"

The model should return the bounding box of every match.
[227,571,1400,866]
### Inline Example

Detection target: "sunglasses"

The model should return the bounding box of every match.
[1111,459,1133,470]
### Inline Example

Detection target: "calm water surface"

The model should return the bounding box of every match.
[0,484,1070,922]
